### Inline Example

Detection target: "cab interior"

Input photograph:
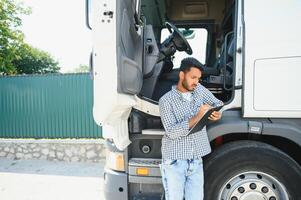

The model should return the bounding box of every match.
[138,0,236,102]
[115,0,236,103]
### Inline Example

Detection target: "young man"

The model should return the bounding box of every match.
[158,57,223,200]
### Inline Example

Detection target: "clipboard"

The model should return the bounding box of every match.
[188,105,223,135]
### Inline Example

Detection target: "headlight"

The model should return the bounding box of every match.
[105,149,125,172]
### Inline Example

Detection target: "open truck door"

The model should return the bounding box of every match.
[92,0,144,150]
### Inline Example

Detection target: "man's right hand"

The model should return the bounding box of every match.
[196,104,212,119]
[189,104,211,129]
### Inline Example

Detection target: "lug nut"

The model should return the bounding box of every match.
[261,186,269,193]
[269,197,276,200]
[231,197,238,200]
[238,187,245,193]
[250,183,257,190]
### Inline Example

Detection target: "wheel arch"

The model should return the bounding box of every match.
[207,113,301,166]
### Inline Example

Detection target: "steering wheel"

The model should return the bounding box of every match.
[157,22,193,62]
[165,22,193,55]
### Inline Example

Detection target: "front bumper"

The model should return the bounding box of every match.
[103,167,128,200]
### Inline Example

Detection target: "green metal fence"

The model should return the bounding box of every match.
[0,73,102,138]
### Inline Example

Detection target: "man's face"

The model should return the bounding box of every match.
[180,67,202,91]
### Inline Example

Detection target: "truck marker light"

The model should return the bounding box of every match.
[116,154,125,171]
[136,168,149,176]
[106,150,125,171]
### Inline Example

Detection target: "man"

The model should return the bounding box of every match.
[158,57,223,200]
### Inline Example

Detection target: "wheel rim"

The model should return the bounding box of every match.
[218,171,289,200]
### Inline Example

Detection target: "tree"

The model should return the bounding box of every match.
[0,0,28,74]
[72,64,89,73]
[13,43,60,74]
[0,0,60,75]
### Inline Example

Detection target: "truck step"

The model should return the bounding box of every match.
[142,129,165,135]
[129,158,162,167]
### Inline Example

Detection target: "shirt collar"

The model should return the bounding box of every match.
[171,83,198,101]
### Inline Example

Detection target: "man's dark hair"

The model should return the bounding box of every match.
[179,57,204,73]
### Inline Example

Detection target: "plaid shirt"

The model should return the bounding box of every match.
[159,83,223,160]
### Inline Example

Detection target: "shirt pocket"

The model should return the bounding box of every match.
[172,103,188,121]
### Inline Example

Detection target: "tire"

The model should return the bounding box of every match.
[204,140,301,200]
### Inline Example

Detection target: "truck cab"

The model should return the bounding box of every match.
[88,0,301,199]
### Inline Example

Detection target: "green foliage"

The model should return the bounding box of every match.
[73,64,89,73]
[13,43,60,74]
[0,0,60,75]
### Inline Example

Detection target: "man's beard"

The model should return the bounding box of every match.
[182,79,196,92]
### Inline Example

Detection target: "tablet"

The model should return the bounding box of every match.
[188,105,223,135]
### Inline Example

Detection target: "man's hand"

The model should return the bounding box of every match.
[208,111,222,121]
[189,104,211,129]
[196,104,212,118]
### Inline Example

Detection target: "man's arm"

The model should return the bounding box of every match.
[159,98,208,139]
[201,85,224,107]
[199,85,224,121]
[189,104,213,127]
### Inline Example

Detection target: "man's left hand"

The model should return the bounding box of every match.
[208,111,222,121]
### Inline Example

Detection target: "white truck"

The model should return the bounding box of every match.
[87,0,301,199]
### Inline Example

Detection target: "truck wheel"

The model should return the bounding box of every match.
[204,140,301,200]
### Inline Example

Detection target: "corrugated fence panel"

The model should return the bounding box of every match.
[0,73,102,138]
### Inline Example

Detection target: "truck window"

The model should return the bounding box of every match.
[160,28,208,68]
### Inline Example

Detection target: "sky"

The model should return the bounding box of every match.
[20,0,92,73]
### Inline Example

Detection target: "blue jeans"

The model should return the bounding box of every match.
[159,159,204,200]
